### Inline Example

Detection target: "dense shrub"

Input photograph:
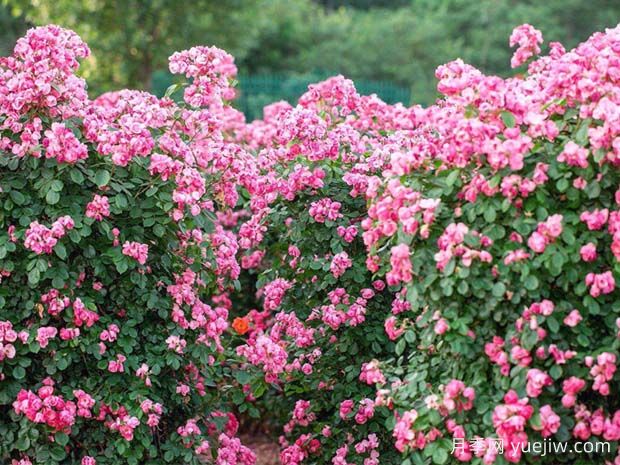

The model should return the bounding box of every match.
[0,26,256,465]
[3,21,620,465]
[362,24,620,465]
[228,82,418,465]
[228,24,620,465]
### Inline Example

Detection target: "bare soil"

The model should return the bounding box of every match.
[241,434,280,465]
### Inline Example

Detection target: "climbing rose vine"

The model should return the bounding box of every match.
[2,21,620,465]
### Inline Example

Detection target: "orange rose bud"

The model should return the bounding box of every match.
[232,317,250,335]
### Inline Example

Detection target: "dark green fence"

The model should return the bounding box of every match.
[151,70,411,121]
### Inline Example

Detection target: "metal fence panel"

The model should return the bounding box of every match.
[152,71,411,121]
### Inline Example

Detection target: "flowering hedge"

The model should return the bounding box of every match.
[227,82,417,465]
[2,21,620,465]
[361,25,620,465]
[0,26,255,465]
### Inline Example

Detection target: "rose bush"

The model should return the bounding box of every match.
[227,24,620,465]
[362,24,620,465]
[0,26,257,465]
[227,79,419,465]
[2,21,620,465]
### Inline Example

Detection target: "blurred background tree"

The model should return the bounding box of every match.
[3,0,619,113]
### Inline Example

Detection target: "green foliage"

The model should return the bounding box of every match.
[374,92,620,464]
[0,151,232,464]
[237,162,403,464]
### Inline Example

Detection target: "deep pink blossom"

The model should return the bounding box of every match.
[122,241,149,265]
[85,194,110,221]
[509,24,543,68]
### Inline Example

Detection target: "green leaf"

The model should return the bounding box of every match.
[492,282,506,298]
[522,330,538,351]
[501,110,516,128]
[577,333,590,347]
[549,252,565,276]
[574,119,591,145]
[234,370,253,385]
[164,83,181,98]
[432,447,449,464]
[550,365,563,380]
[55,432,69,446]
[561,227,575,245]
[10,190,26,205]
[46,189,60,205]
[556,178,569,192]
[484,207,496,223]
[445,170,459,186]
[13,365,25,379]
[547,316,560,333]
[28,268,40,286]
[55,243,67,260]
[524,275,539,290]
[70,169,85,184]
[57,357,69,371]
[116,260,128,274]
[95,169,111,187]
[50,180,64,192]
[50,445,67,461]
[153,224,165,237]
[586,181,601,199]
[115,194,128,209]
[15,435,30,451]
[443,260,455,276]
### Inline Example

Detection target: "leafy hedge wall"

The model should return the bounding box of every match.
[2,22,620,465]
